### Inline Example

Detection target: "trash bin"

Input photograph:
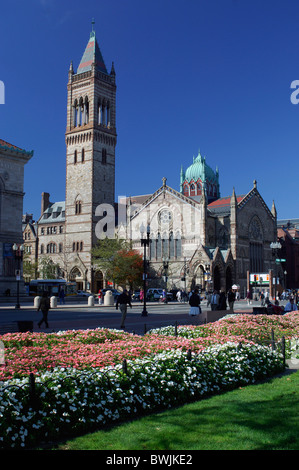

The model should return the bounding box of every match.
[17,321,33,333]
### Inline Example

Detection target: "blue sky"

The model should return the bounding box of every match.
[1,0,299,221]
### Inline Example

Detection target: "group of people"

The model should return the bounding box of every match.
[206,288,236,311]
[187,287,236,317]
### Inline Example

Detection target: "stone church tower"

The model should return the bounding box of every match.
[64,24,117,289]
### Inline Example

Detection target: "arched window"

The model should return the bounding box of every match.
[46,243,57,254]
[175,233,182,258]
[73,99,78,127]
[80,241,83,251]
[40,244,44,254]
[81,148,85,163]
[156,233,162,259]
[84,96,89,125]
[183,184,189,196]
[169,232,174,258]
[59,243,63,253]
[162,233,169,258]
[75,200,82,215]
[74,150,77,164]
[78,97,83,126]
[102,148,107,164]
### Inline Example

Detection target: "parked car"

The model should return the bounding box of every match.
[132,290,140,301]
[146,288,173,301]
[76,290,90,297]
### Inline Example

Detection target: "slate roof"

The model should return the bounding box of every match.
[39,201,65,224]
[77,30,107,75]
[208,195,245,215]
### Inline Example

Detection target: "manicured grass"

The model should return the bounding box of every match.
[56,369,299,451]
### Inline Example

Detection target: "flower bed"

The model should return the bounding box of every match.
[0,327,251,383]
[0,312,297,449]
[0,342,284,449]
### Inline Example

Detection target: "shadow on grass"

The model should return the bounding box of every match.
[55,371,299,451]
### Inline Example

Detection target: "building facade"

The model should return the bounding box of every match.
[118,159,278,296]
[24,27,279,296]
[0,139,33,294]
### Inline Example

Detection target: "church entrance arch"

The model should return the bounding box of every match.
[191,263,205,291]
[69,266,83,291]
[94,270,104,293]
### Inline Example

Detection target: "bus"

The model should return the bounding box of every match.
[27,279,77,297]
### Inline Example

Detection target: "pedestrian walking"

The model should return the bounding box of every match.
[227,288,235,311]
[59,288,65,305]
[188,288,201,316]
[116,289,132,328]
[219,289,227,310]
[140,289,144,303]
[37,291,50,328]
[211,290,219,310]
[246,290,252,305]
[98,289,103,305]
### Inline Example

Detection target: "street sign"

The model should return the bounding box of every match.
[249,273,269,285]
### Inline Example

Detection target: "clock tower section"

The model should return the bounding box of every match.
[65,26,117,290]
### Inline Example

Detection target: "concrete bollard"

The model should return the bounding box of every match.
[88,295,95,307]
[34,296,41,309]
[50,296,57,308]
[104,290,114,306]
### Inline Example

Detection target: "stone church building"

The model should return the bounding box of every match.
[26,26,279,296]
[119,156,278,296]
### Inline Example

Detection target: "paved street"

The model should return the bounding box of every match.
[0,298,285,336]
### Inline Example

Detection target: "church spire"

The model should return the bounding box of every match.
[77,21,108,74]
[271,200,277,219]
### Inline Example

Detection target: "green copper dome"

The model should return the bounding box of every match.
[180,150,220,202]
[184,151,218,183]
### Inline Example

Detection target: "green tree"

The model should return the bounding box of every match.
[39,256,60,279]
[91,238,143,288]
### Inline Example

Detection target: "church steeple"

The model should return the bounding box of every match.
[65,23,117,286]
[77,20,108,75]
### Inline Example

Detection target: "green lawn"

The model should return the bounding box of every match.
[55,369,299,451]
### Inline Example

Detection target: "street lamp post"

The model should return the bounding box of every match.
[270,241,282,301]
[140,223,150,317]
[12,243,24,309]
